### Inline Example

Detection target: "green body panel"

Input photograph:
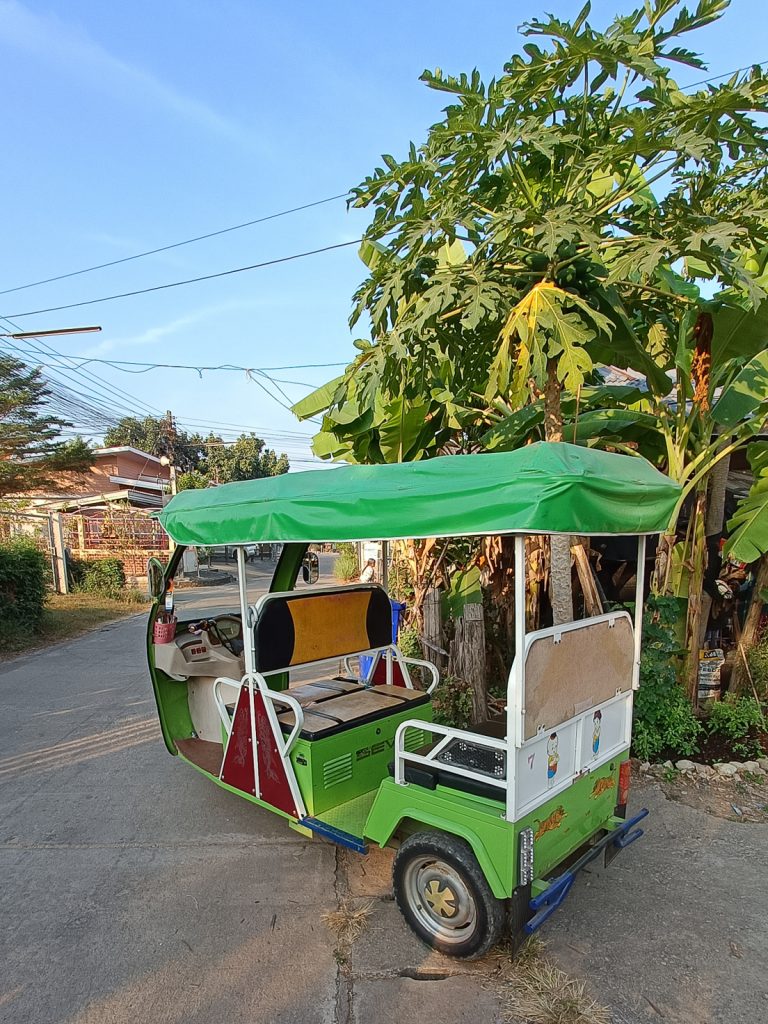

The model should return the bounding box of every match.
[517,756,624,880]
[289,704,433,816]
[363,754,626,899]
[156,443,681,547]
[314,790,378,837]
[145,547,192,756]
[267,543,308,692]
[270,543,308,592]
[364,778,515,898]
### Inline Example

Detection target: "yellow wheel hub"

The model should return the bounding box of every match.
[424,879,457,918]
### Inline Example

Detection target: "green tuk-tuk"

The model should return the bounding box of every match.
[147,442,680,958]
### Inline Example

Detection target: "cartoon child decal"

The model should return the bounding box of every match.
[592,709,602,756]
[546,732,559,788]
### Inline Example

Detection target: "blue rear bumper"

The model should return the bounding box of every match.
[525,808,648,935]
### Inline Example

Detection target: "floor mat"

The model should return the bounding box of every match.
[175,738,224,775]
[316,789,377,840]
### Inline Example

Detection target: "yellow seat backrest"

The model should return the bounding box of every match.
[252,584,392,673]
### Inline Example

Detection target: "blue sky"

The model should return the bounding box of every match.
[0,0,765,468]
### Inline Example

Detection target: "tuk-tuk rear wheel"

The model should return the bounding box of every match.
[393,831,505,959]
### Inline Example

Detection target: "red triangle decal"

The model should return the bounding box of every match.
[253,690,300,818]
[220,685,256,795]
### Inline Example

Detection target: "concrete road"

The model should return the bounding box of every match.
[0,615,339,1024]
[1,591,766,1022]
[0,555,501,1024]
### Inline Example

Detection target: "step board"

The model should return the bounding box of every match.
[301,816,368,854]
[301,789,378,854]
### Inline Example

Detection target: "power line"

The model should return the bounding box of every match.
[1,329,320,453]
[1,56,764,321]
[0,315,163,422]
[0,332,127,428]
[4,237,365,319]
[678,60,768,91]
[4,353,348,375]
[0,193,349,298]
[8,349,342,387]
[8,335,327,419]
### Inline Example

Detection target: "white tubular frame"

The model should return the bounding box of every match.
[392,532,646,825]
[394,646,440,694]
[254,678,306,754]
[342,643,440,694]
[235,546,255,676]
[214,672,306,754]
[213,675,243,733]
[632,535,646,690]
[393,720,508,791]
[247,670,307,819]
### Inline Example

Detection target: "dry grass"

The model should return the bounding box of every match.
[322,900,374,947]
[0,592,149,658]
[487,936,545,983]
[489,938,610,1024]
[503,959,611,1024]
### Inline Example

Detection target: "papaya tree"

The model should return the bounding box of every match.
[294,0,768,629]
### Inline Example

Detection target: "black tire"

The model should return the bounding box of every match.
[393,831,506,959]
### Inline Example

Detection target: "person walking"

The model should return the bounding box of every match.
[359,558,376,584]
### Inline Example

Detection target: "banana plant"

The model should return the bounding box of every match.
[483,289,768,699]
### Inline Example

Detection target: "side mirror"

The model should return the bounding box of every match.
[301,551,320,585]
[147,557,166,601]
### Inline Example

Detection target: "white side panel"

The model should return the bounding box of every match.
[515,719,579,812]
[514,690,633,819]
[577,694,630,766]
[188,677,226,743]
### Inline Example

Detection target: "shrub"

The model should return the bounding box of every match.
[706,696,765,759]
[748,630,768,698]
[632,595,701,762]
[0,539,47,644]
[68,557,126,597]
[388,553,414,603]
[432,675,474,730]
[334,543,359,582]
[397,625,421,659]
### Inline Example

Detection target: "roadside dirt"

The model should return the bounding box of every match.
[659,771,768,823]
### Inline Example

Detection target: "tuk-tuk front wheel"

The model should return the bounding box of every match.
[393,832,505,959]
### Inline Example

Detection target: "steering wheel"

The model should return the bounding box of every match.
[208,616,243,656]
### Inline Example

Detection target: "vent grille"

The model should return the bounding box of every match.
[323,752,353,788]
[403,728,426,752]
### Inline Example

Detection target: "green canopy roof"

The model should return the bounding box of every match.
[156,443,680,547]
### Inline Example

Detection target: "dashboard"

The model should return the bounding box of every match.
[154,613,244,680]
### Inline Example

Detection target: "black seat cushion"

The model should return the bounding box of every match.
[387,758,504,803]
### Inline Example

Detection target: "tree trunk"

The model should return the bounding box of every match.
[572,540,603,617]
[730,552,768,694]
[652,531,677,595]
[683,485,708,704]
[422,587,446,670]
[698,453,731,649]
[447,602,487,723]
[544,360,574,625]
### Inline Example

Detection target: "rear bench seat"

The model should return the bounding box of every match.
[278,684,429,739]
[248,584,435,740]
